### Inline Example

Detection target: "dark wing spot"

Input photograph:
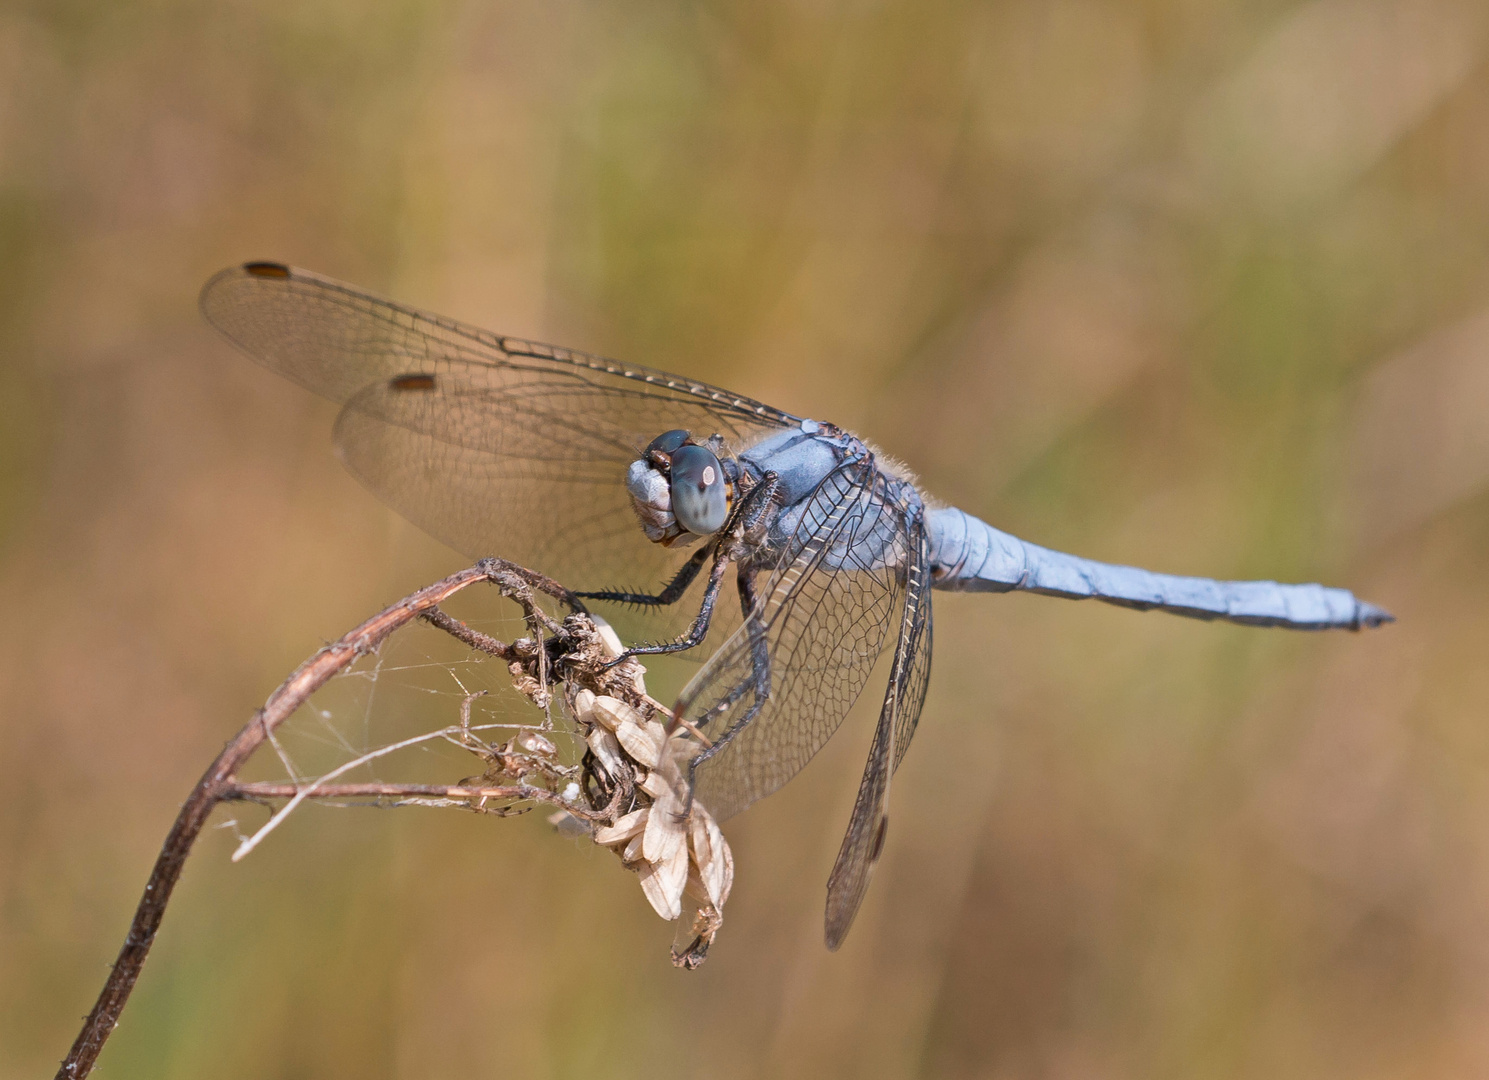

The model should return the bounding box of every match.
[389,373,437,391]
[869,815,889,863]
[243,261,291,278]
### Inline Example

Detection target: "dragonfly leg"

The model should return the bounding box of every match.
[736,566,770,686]
[736,564,759,616]
[680,569,774,809]
[605,552,732,664]
[575,545,710,607]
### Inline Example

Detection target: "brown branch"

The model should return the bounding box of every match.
[56,559,527,1080]
[228,781,534,799]
[421,607,515,659]
[223,780,612,820]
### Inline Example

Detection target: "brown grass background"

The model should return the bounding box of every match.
[2,1,1487,1077]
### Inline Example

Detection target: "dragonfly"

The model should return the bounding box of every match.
[201,261,1393,949]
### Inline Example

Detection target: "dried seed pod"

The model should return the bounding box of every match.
[622,833,645,866]
[593,807,649,847]
[588,616,648,694]
[643,782,687,865]
[516,730,557,757]
[710,833,733,908]
[614,718,665,769]
[688,807,731,908]
[570,688,597,725]
[637,839,689,920]
[638,771,672,800]
[717,832,735,908]
[591,695,645,733]
[660,841,690,911]
[590,616,626,659]
[586,727,625,778]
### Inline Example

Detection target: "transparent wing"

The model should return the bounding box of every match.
[333,375,755,610]
[200,264,799,424]
[825,519,933,949]
[893,527,934,774]
[676,459,913,824]
[200,263,798,632]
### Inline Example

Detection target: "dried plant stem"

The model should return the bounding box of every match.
[56,558,553,1080]
[228,781,532,800]
[224,780,607,817]
[421,606,516,658]
[228,726,470,861]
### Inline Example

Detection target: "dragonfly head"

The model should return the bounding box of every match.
[627,429,732,545]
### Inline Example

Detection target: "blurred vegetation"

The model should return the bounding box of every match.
[1,0,1487,1077]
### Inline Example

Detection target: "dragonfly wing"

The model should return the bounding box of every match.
[675,459,912,823]
[200,263,795,634]
[824,517,933,950]
[200,263,799,424]
[334,374,771,597]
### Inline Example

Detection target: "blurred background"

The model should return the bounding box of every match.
[1,0,1486,1076]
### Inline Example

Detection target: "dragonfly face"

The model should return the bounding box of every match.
[625,428,736,547]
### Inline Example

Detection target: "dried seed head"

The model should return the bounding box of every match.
[571,673,735,962]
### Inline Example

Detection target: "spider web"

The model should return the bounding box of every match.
[230,586,705,818]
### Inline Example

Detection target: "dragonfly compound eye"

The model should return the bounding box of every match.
[645,429,692,465]
[668,443,729,535]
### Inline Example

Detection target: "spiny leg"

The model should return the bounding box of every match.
[575,544,710,607]
[681,565,774,809]
[736,566,771,701]
[607,552,732,664]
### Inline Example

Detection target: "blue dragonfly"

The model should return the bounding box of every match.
[202,262,1392,948]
